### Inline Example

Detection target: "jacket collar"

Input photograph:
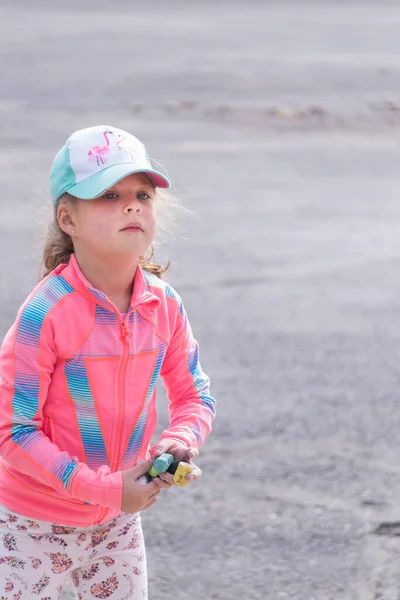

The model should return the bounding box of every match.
[58,253,161,313]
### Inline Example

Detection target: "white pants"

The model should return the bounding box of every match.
[0,506,147,599]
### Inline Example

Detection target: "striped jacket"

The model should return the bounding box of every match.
[0,254,215,526]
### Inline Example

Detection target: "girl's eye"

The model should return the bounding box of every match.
[137,192,152,200]
[103,192,118,200]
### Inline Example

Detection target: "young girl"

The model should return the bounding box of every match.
[0,125,216,599]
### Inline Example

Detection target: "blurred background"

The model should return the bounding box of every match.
[2,1,400,598]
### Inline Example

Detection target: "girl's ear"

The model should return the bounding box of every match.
[57,203,76,236]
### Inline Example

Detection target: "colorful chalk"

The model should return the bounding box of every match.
[154,453,174,473]
[166,460,194,487]
[148,453,174,478]
[173,461,193,487]
[138,454,194,487]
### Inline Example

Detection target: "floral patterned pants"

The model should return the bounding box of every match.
[0,507,147,599]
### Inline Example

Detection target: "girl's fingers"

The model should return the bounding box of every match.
[188,447,199,460]
[187,466,202,482]
[153,476,173,489]
[174,447,199,461]
[143,498,157,510]
[157,472,175,485]
[151,442,200,463]
[146,484,161,497]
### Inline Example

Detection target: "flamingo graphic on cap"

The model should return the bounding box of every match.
[87,130,114,166]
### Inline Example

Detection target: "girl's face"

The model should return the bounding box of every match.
[59,173,157,260]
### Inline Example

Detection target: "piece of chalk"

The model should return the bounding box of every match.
[148,465,159,478]
[153,453,174,474]
[173,461,193,487]
[166,460,180,475]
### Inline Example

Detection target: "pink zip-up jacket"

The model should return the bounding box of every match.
[0,254,216,526]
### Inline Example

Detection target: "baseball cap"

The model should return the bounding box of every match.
[50,125,171,204]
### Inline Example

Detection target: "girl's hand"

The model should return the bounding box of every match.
[151,439,202,484]
[121,459,172,513]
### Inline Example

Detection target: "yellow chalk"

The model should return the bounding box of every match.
[173,461,193,487]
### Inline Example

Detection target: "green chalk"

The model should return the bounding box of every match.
[154,453,174,474]
[147,454,174,479]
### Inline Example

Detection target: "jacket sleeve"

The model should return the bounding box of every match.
[160,293,216,448]
[0,313,122,510]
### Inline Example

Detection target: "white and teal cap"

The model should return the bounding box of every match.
[50,125,171,204]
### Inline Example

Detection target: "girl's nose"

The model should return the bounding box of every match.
[124,194,141,214]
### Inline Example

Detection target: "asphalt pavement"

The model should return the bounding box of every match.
[2,2,400,598]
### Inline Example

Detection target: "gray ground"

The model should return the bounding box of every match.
[2,1,400,598]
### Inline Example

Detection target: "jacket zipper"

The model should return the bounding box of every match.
[44,416,55,441]
[96,317,131,524]
[112,318,131,471]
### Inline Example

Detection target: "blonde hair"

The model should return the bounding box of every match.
[42,189,179,279]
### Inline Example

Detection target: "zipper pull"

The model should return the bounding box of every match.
[120,321,132,341]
